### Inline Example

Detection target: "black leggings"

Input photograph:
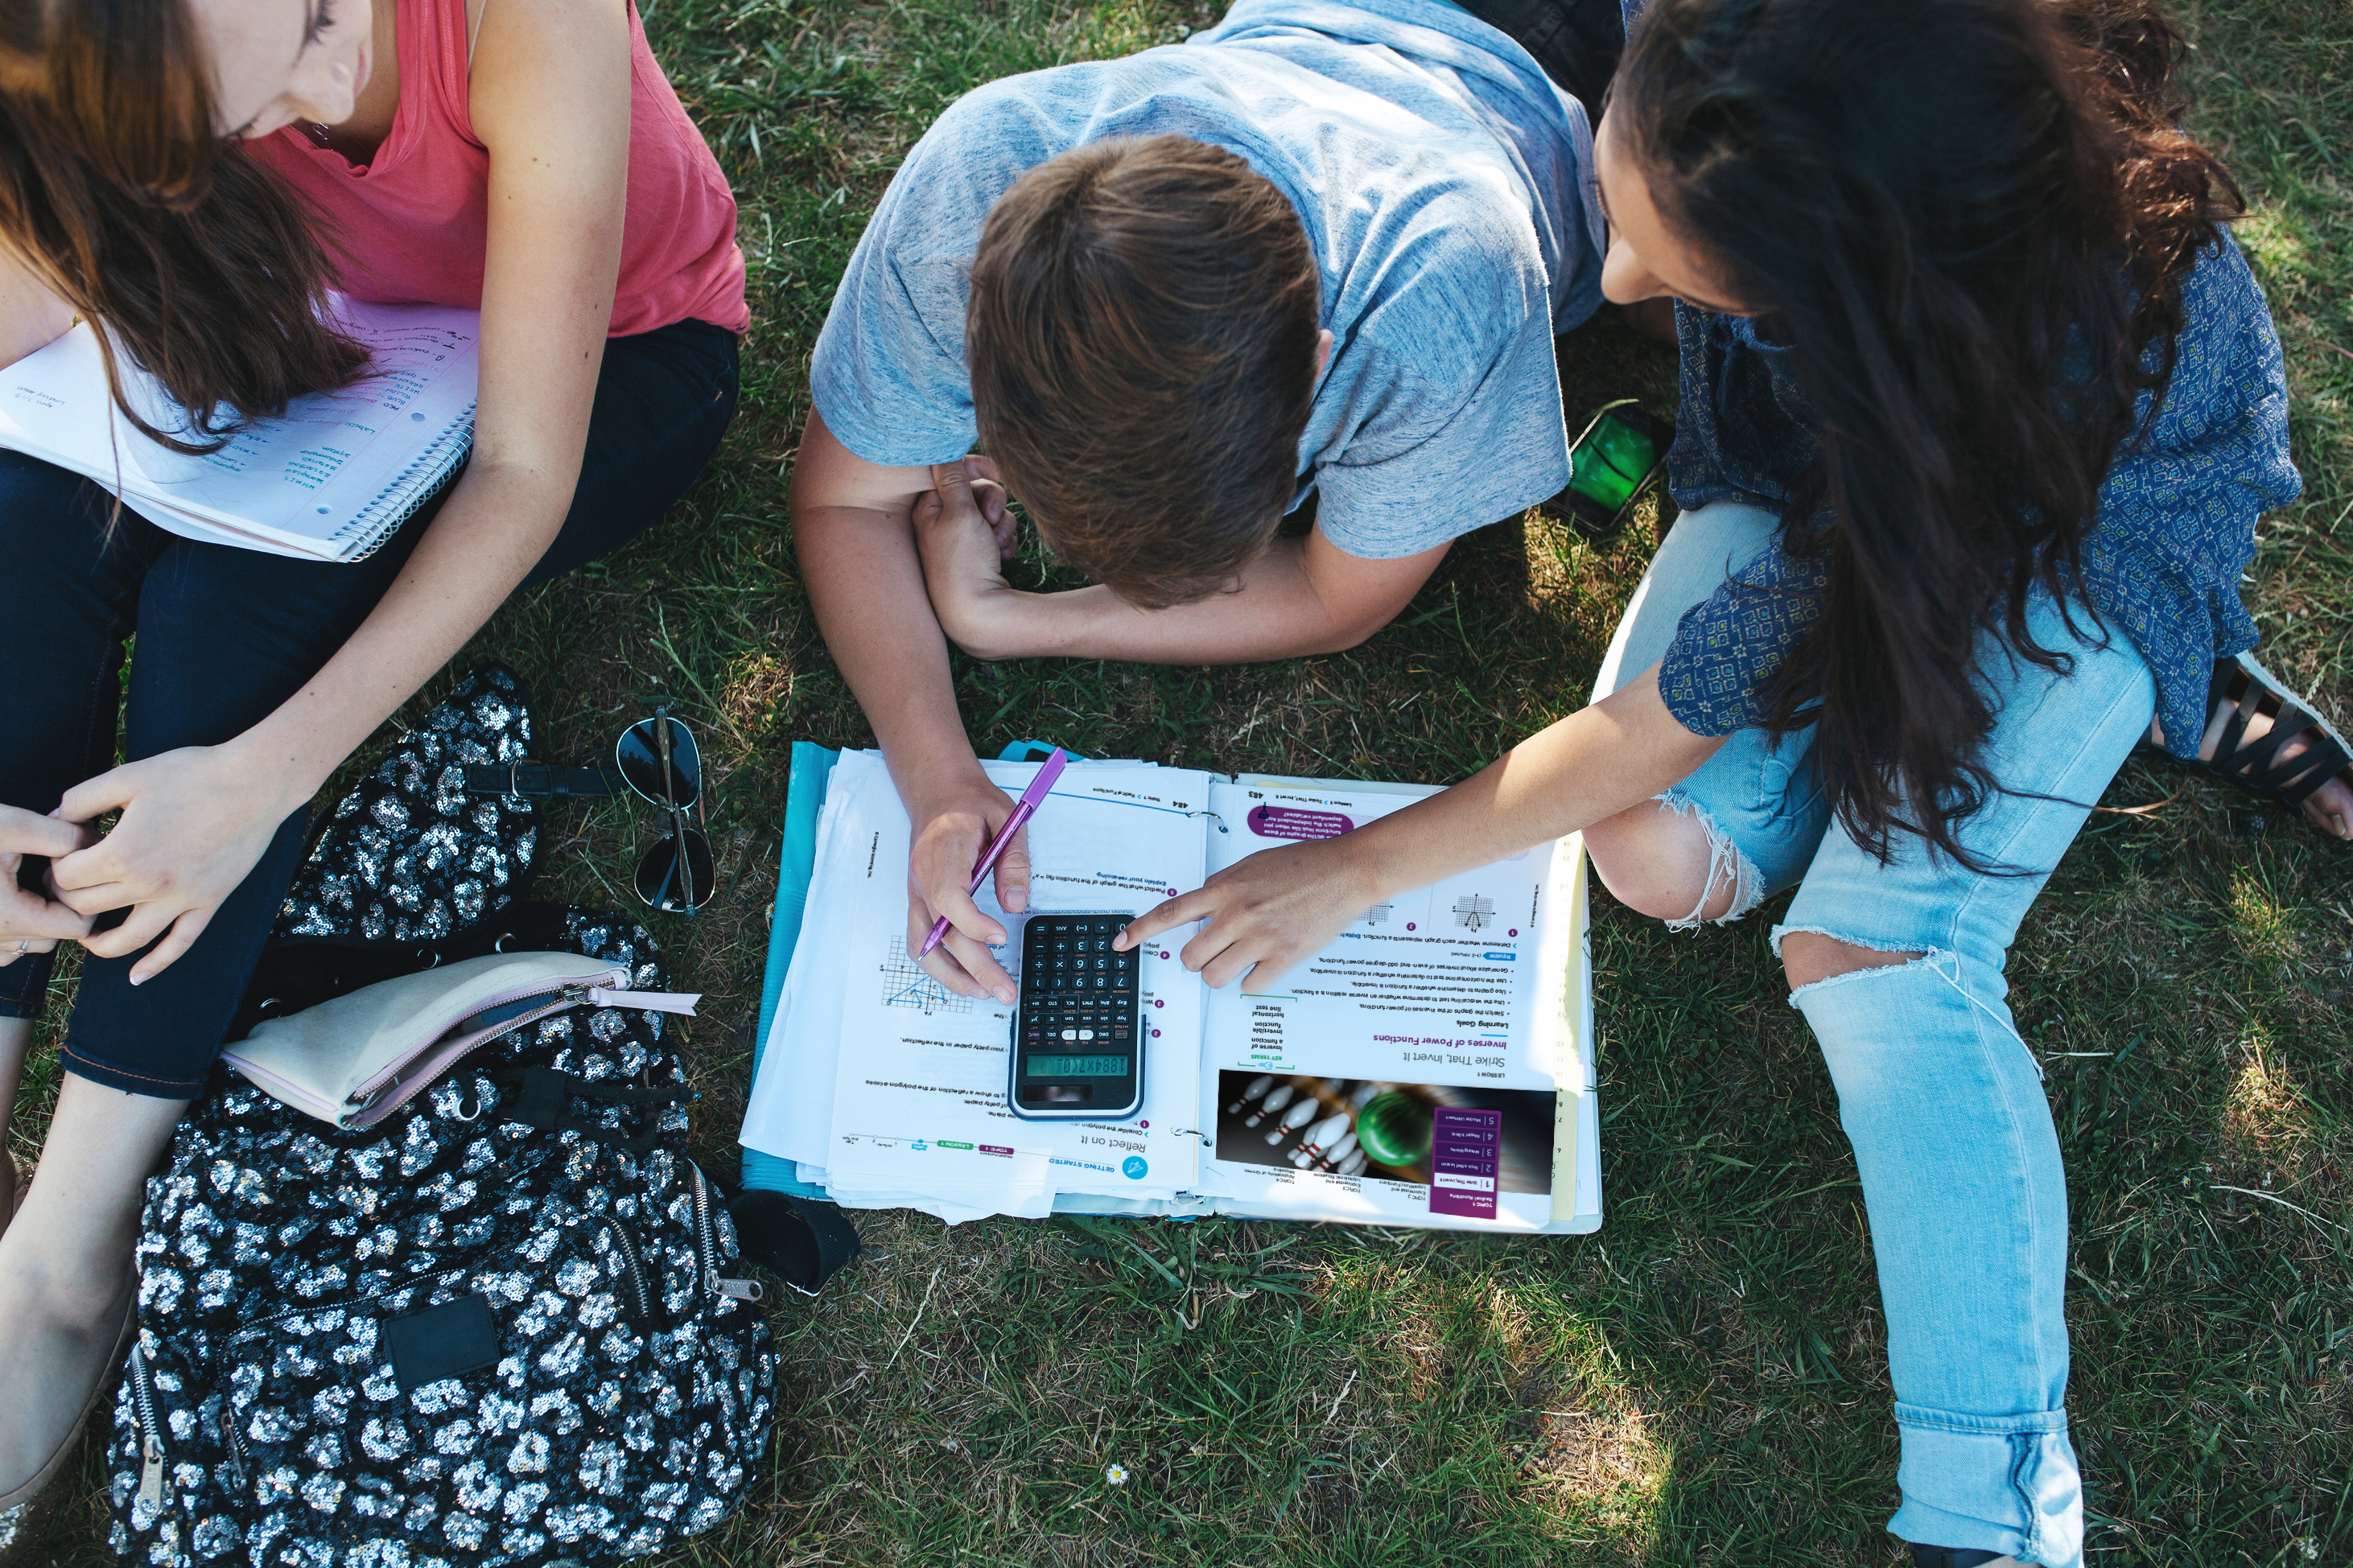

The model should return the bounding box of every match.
[0,316,738,1097]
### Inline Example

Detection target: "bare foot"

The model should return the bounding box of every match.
[2155,675,2353,839]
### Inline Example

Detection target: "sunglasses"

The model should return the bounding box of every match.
[614,710,715,914]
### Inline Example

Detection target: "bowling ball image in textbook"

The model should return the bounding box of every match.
[1353,1091,1432,1166]
[1213,1072,1555,1193]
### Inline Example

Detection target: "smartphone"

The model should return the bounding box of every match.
[1555,403,1673,537]
[1007,912,1144,1121]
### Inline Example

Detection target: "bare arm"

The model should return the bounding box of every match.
[792,412,1032,1004]
[246,0,628,768]
[0,245,76,371]
[912,456,1449,664]
[51,0,631,980]
[793,411,995,841]
[1116,665,1725,987]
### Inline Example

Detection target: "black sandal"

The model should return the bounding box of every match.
[2157,651,2353,821]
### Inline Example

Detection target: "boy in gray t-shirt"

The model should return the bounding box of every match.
[796,0,1605,998]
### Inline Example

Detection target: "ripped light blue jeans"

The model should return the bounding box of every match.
[1597,503,2159,1567]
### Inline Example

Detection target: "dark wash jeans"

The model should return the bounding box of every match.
[0,316,738,1097]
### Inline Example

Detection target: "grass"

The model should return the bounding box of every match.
[28,0,2353,1562]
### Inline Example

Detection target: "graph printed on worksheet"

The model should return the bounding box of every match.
[876,936,979,1017]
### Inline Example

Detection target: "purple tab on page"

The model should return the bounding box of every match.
[1428,1107,1502,1219]
[1247,804,1354,841]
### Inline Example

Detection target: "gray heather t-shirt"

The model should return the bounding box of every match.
[810,0,1605,561]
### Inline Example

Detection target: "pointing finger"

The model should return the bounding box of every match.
[1116,888,1212,950]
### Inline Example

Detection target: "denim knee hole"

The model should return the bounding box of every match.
[1654,790,1766,931]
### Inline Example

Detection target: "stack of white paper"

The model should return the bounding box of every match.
[746,751,1218,1222]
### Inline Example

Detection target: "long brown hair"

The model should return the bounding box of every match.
[1617,0,2240,870]
[966,135,1321,609]
[0,0,362,451]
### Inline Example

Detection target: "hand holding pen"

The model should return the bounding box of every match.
[907,749,1066,1002]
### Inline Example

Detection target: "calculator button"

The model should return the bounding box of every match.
[1061,1029,1078,1041]
[1078,1029,1094,1040]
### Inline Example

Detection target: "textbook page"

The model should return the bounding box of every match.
[739,749,876,1171]
[1193,780,1568,1231]
[813,754,1215,1220]
[0,296,476,559]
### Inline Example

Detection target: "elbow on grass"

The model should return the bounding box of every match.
[942,625,1028,665]
[1295,607,1394,657]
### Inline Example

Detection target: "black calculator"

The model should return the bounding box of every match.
[1008,912,1144,1121]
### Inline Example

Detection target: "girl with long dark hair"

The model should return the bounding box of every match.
[1108,0,2341,1560]
[0,0,742,1547]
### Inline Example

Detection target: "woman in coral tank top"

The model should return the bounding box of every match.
[0,0,743,1541]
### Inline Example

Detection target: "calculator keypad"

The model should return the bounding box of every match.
[1018,915,1139,1060]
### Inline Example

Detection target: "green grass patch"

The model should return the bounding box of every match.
[35,0,2353,1562]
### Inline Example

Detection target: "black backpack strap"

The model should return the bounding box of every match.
[495,1064,683,1155]
[232,903,587,1039]
[462,762,625,801]
[723,1187,861,1294]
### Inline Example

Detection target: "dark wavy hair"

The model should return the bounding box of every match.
[0,0,363,451]
[1616,0,2240,868]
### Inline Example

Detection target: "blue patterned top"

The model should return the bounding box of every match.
[1655,233,2302,758]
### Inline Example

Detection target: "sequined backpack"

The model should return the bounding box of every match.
[105,906,774,1566]
[102,662,775,1566]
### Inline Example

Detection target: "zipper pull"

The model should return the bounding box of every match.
[138,1427,165,1508]
[714,1276,764,1302]
[587,987,700,1015]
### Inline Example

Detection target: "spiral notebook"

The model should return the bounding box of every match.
[738,744,1602,1235]
[0,295,476,562]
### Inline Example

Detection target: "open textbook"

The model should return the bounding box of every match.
[0,295,476,562]
[738,747,1601,1234]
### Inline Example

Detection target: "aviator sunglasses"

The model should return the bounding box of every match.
[613,709,715,915]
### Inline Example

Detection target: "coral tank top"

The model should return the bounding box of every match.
[246,0,748,336]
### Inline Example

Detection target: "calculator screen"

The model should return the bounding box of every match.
[1024,1054,1130,1078]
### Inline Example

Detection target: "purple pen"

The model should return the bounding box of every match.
[917,747,1067,960]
